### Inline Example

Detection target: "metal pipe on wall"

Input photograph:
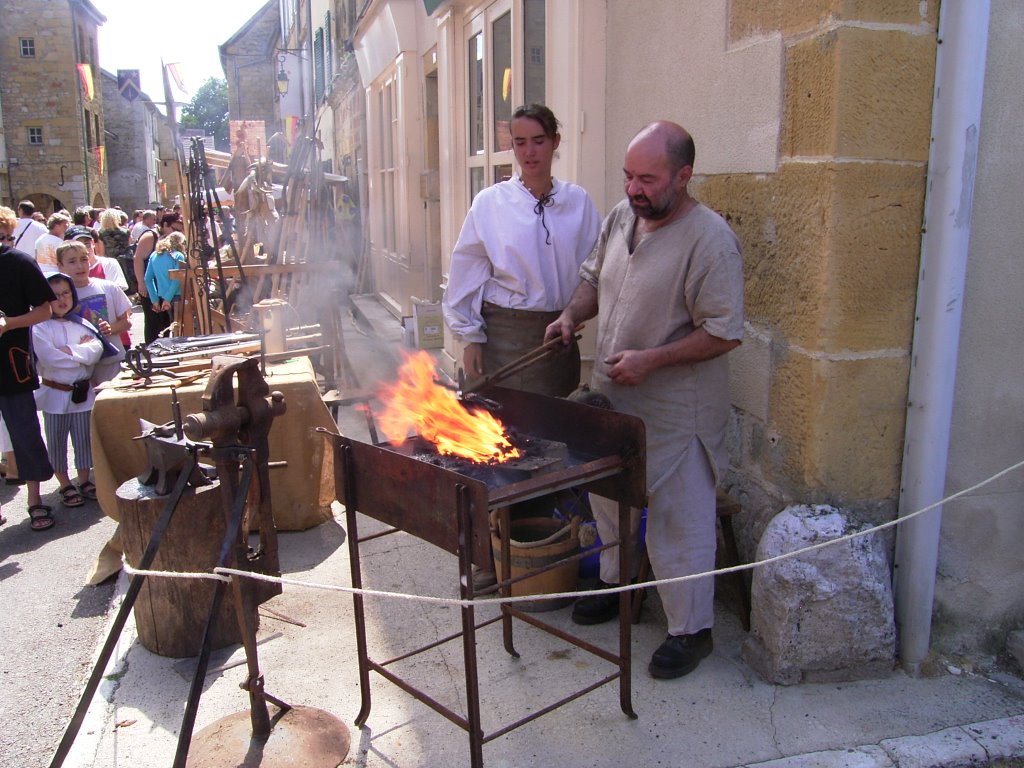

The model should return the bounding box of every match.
[893,0,991,675]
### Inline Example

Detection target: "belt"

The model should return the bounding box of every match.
[42,378,75,392]
[481,302,561,322]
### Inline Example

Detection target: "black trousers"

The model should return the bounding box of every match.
[141,294,171,344]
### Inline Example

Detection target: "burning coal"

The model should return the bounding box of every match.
[376,350,522,464]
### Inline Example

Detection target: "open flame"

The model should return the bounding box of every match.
[376,350,521,464]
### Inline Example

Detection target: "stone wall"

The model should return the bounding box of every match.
[222,1,281,141]
[0,0,108,212]
[694,3,936,549]
[100,70,157,211]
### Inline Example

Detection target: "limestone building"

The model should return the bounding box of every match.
[226,0,1024,671]
[0,0,109,213]
[99,69,161,212]
[219,0,283,159]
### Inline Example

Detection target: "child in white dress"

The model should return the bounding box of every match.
[32,272,112,507]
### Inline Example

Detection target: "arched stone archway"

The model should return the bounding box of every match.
[23,192,69,217]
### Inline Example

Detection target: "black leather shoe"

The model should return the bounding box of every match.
[571,580,620,625]
[648,628,713,679]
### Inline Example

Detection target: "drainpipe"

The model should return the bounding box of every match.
[893,0,990,675]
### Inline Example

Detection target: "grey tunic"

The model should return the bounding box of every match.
[580,200,745,487]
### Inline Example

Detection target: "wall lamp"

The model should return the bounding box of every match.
[275,49,305,98]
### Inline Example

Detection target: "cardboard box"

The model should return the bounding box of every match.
[412,298,444,349]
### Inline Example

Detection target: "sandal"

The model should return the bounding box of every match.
[78,480,97,501]
[59,484,85,508]
[29,505,55,532]
[5,477,25,486]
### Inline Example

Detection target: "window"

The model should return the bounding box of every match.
[28,127,43,145]
[314,29,325,103]
[20,38,35,57]
[465,1,545,199]
[324,11,333,89]
[375,74,398,254]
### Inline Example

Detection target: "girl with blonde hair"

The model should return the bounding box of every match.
[144,231,187,319]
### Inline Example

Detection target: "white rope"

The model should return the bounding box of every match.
[123,564,230,582]
[121,457,1024,609]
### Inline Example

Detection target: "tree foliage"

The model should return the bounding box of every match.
[180,78,229,151]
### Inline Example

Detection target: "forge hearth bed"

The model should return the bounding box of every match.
[326,385,647,768]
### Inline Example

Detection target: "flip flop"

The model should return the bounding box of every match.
[78,480,98,501]
[59,484,85,508]
[29,504,55,532]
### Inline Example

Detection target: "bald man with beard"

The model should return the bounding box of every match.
[546,121,745,679]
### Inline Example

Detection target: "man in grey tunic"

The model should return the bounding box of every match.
[545,121,744,679]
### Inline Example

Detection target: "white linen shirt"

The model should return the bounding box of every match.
[443,175,600,344]
[32,317,105,413]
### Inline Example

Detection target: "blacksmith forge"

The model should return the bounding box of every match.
[329,385,646,768]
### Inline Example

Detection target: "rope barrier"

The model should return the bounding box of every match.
[121,457,1024,609]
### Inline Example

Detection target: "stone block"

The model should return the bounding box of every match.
[782,31,839,158]
[826,161,924,350]
[745,744,895,768]
[768,352,908,498]
[964,715,1024,761]
[742,504,896,684]
[783,27,935,162]
[729,325,772,422]
[834,28,935,161]
[701,162,923,355]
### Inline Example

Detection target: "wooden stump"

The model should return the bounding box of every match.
[117,478,247,658]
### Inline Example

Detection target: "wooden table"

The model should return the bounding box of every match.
[91,356,338,531]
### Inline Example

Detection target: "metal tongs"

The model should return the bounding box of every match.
[460,325,584,399]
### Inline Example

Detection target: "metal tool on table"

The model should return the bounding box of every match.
[125,345,182,381]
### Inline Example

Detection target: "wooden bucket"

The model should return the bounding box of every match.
[491,515,580,612]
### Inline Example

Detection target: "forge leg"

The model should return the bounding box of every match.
[341,447,373,728]
[457,485,485,767]
[618,499,637,719]
[498,506,519,658]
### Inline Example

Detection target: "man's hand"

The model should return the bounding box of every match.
[463,343,483,378]
[97,319,112,336]
[543,313,576,347]
[604,349,654,386]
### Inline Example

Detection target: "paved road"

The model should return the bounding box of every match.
[0,492,117,768]
[0,304,147,768]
